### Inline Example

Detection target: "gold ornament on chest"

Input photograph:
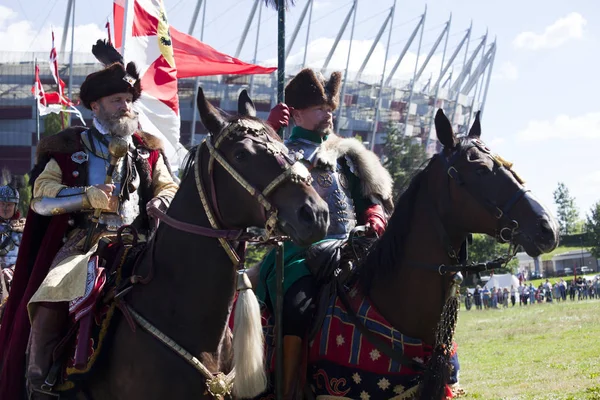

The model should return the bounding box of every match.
[317,171,333,188]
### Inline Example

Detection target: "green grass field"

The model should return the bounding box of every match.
[454,298,600,400]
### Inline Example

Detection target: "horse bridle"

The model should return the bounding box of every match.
[119,120,312,398]
[194,118,312,267]
[421,138,529,274]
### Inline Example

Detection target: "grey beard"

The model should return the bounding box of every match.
[316,126,334,136]
[97,114,139,138]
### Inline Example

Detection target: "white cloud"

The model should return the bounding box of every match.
[486,137,506,147]
[492,61,518,81]
[513,12,586,50]
[0,6,105,56]
[268,37,444,86]
[517,112,600,142]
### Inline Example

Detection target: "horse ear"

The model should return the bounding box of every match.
[237,89,257,117]
[468,111,481,138]
[197,87,226,135]
[434,109,457,149]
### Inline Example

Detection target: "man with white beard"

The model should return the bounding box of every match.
[0,40,178,399]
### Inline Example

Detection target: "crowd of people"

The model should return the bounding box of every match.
[465,276,600,310]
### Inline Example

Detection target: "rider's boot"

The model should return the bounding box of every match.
[26,302,68,399]
[283,335,304,400]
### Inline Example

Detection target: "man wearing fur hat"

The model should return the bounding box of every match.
[0,40,178,399]
[258,68,393,398]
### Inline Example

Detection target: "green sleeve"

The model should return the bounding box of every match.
[339,158,373,222]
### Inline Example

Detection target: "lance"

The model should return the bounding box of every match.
[83,137,129,252]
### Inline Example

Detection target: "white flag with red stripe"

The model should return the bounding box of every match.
[32,64,85,125]
[114,0,186,167]
[48,30,67,97]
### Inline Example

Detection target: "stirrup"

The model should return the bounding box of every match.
[30,387,60,398]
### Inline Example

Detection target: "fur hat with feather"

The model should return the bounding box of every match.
[79,39,142,109]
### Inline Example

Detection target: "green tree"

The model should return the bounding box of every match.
[553,182,579,235]
[43,111,70,137]
[381,123,427,197]
[585,202,600,259]
[18,174,31,217]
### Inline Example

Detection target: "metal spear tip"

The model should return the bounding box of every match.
[108,137,129,159]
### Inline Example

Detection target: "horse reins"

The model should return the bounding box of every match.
[407,138,529,275]
[115,119,312,399]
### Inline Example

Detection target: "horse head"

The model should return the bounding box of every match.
[196,88,329,246]
[433,109,559,256]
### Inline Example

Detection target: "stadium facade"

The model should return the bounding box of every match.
[0,0,495,176]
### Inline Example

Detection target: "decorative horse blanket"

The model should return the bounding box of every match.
[260,287,457,400]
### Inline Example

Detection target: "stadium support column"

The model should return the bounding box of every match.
[431,28,470,93]
[479,39,496,119]
[466,30,487,129]
[302,0,314,68]
[334,0,358,133]
[61,0,73,55]
[426,13,452,154]
[402,5,427,138]
[235,0,260,59]
[249,2,263,96]
[322,2,356,72]
[287,0,312,60]
[369,0,396,151]
[450,21,472,130]
[189,0,207,147]
[385,15,424,87]
[355,10,393,82]
[188,0,204,36]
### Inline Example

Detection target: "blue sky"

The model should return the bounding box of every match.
[0,0,598,221]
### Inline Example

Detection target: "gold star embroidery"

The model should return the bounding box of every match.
[352,372,362,384]
[377,378,390,390]
[394,384,405,395]
[360,390,370,400]
[336,334,345,347]
[369,349,381,361]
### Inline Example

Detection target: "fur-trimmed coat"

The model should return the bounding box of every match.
[313,133,394,214]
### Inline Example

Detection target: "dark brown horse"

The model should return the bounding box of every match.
[305,109,559,399]
[82,89,329,399]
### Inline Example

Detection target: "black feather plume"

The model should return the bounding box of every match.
[91,39,124,66]
[263,0,295,11]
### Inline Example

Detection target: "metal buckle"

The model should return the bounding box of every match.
[499,227,513,242]
[495,207,503,219]
[447,166,458,179]
[438,264,446,275]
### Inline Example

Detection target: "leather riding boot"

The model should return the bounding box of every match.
[283,335,304,400]
[26,302,68,399]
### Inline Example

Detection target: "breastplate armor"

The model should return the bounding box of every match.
[0,223,21,267]
[286,138,357,239]
[83,130,141,229]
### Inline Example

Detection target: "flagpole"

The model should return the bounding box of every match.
[34,58,40,169]
[249,1,263,97]
[121,0,132,57]
[189,0,207,148]
[67,0,76,127]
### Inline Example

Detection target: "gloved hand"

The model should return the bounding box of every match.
[363,204,387,237]
[86,184,116,211]
[266,103,290,131]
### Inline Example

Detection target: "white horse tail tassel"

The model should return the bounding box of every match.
[232,269,267,398]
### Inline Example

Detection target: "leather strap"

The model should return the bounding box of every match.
[335,280,426,372]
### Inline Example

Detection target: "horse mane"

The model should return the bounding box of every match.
[359,156,435,290]
[180,116,281,182]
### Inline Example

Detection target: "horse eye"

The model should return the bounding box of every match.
[234,149,249,162]
[468,151,480,161]
[476,166,490,176]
